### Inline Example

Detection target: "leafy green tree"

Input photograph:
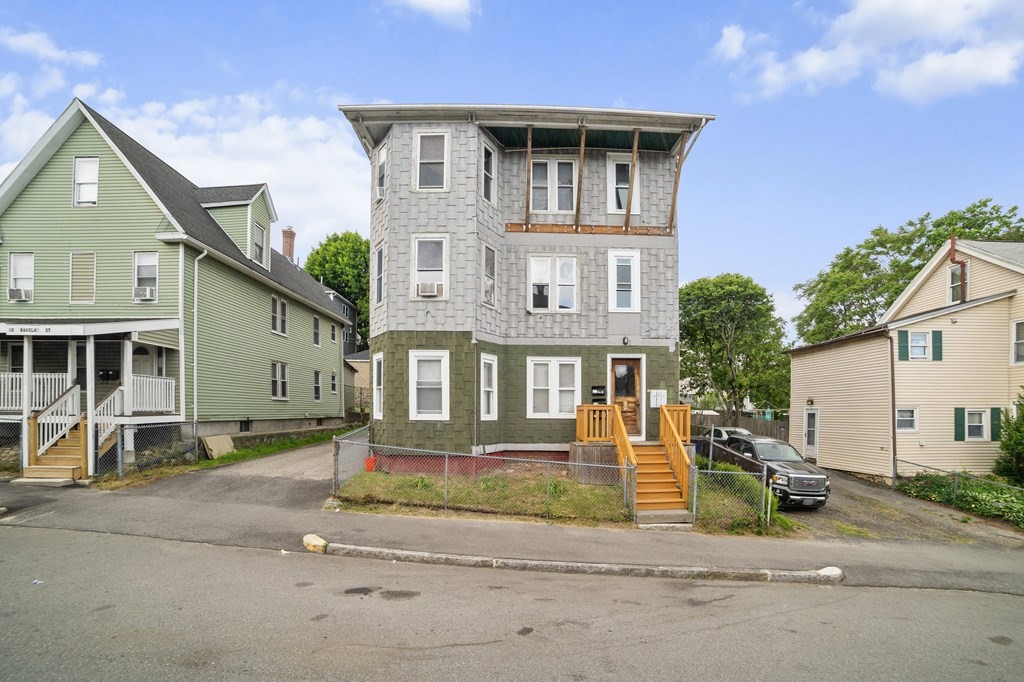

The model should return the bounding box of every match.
[995,394,1024,485]
[794,199,1024,344]
[679,274,789,423]
[304,232,370,350]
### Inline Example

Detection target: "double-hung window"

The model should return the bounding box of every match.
[607,154,639,213]
[481,354,497,421]
[482,244,496,307]
[527,357,581,419]
[271,296,288,335]
[409,350,449,420]
[896,407,918,432]
[331,323,337,343]
[413,235,447,298]
[530,160,575,212]
[966,409,986,440]
[374,245,384,305]
[372,353,384,420]
[133,252,158,302]
[608,250,640,312]
[8,253,34,301]
[948,264,967,304]
[482,143,495,204]
[74,157,99,206]
[529,255,576,312]
[271,361,288,399]
[909,332,928,359]
[1014,321,1024,363]
[313,316,321,346]
[253,223,265,264]
[313,370,322,402]
[375,145,387,201]
[416,132,448,190]
[331,371,337,394]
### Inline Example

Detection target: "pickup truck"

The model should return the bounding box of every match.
[718,435,831,509]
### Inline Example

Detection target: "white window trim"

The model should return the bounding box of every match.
[909,331,929,360]
[271,361,289,401]
[606,153,640,214]
[252,222,266,266]
[372,352,384,420]
[8,252,34,302]
[947,262,969,305]
[271,295,289,336]
[413,130,450,192]
[482,244,497,309]
[409,350,450,421]
[966,408,988,440]
[528,254,577,313]
[1012,319,1024,365]
[68,251,97,305]
[530,158,577,214]
[607,354,647,441]
[411,233,450,301]
[896,406,919,433]
[375,144,388,202]
[331,323,337,343]
[331,370,338,394]
[526,357,581,419]
[608,249,641,312]
[481,353,498,421]
[73,156,99,207]
[313,315,321,347]
[314,370,322,403]
[133,251,159,304]
[482,141,496,205]
[374,244,385,306]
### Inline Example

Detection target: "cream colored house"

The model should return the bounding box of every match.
[789,238,1021,478]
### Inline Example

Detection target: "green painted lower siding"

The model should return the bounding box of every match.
[370,331,678,452]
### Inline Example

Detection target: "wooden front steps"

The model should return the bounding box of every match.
[633,444,688,520]
[26,424,87,480]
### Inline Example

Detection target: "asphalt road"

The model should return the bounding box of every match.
[2,526,1023,681]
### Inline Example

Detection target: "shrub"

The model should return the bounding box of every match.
[995,400,1024,486]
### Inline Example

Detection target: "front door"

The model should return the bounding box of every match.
[611,358,642,437]
[803,408,819,460]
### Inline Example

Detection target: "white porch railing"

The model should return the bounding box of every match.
[96,386,123,445]
[35,384,81,456]
[133,375,176,413]
[0,372,70,411]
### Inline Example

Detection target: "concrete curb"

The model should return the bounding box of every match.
[301,534,844,585]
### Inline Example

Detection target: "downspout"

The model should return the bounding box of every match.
[949,233,967,303]
[192,250,208,429]
[886,330,898,485]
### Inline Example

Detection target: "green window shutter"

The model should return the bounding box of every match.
[954,408,965,441]
[932,330,942,361]
[897,330,909,361]
[991,407,1002,442]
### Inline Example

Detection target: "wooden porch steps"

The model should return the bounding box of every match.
[633,443,686,512]
[28,424,86,480]
[23,465,82,479]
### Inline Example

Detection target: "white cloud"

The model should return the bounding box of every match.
[0,26,101,67]
[72,82,99,100]
[0,73,19,98]
[713,25,748,62]
[714,0,1024,103]
[387,0,479,29]
[32,65,65,98]
[0,94,54,161]
[876,41,1024,103]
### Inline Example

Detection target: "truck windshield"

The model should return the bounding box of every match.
[754,442,804,462]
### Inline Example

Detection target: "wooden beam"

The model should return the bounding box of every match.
[573,126,587,231]
[505,222,673,236]
[666,131,689,232]
[623,128,640,230]
[524,125,533,231]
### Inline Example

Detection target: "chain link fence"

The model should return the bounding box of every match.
[333,437,635,524]
[692,435,772,529]
[0,417,21,476]
[895,458,1024,528]
[96,421,198,478]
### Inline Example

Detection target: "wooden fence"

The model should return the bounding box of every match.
[691,413,790,442]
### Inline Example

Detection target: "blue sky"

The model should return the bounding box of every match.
[1,0,1023,326]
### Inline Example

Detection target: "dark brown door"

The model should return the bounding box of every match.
[611,358,641,436]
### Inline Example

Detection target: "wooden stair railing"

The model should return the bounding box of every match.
[659,404,693,505]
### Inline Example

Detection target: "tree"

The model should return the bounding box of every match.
[678,274,789,423]
[794,199,1024,345]
[995,394,1024,485]
[304,232,370,350]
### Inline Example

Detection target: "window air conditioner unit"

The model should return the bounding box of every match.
[374,185,385,202]
[417,282,440,298]
[8,288,31,302]
[134,286,156,301]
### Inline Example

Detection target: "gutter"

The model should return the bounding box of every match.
[193,250,208,425]
[885,330,898,484]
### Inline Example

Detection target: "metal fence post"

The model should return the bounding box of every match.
[546,461,552,518]
[952,471,960,505]
[444,453,449,510]
[332,438,338,492]
[691,466,700,521]
[116,425,123,479]
[763,462,771,525]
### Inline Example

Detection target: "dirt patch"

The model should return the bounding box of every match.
[786,470,1024,547]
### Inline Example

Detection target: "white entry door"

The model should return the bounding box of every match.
[803,408,819,460]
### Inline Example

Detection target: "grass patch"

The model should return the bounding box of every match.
[95,426,360,490]
[335,464,632,526]
[827,520,873,538]
[896,471,1024,529]
[692,456,795,536]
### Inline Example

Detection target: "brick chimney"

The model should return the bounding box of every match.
[281,226,296,262]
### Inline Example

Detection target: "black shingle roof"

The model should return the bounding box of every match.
[79,101,352,323]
